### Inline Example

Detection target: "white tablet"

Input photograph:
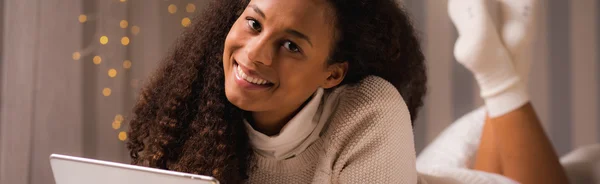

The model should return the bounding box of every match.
[50,154,219,184]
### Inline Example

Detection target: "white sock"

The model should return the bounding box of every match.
[499,0,538,86]
[449,0,528,117]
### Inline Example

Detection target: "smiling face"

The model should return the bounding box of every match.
[223,0,347,126]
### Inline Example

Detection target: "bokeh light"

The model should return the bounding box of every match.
[123,60,132,69]
[120,20,128,29]
[186,3,196,13]
[118,131,127,141]
[100,36,109,45]
[168,4,177,14]
[112,121,121,129]
[72,52,81,60]
[131,26,140,35]
[78,14,87,23]
[121,37,130,46]
[181,17,191,27]
[102,88,112,97]
[108,68,117,78]
[93,56,102,65]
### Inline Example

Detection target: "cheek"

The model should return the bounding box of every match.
[278,63,327,92]
[224,21,246,54]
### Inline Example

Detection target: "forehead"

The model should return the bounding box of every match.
[248,0,336,44]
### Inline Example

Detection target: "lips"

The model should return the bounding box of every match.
[236,63,269,85]
[233,60,273,87]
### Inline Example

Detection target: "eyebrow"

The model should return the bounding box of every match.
[249,4,313,48]
[250,4,266,19]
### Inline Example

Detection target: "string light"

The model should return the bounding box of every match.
[186,3,196,13]
[118,131,127,141]
[78,14,87,23]
[115,114,124,122]
[123,60,132,69]
[168,4,177,14]
[181,17,191,27]
[108,68,117,78]
[120,20,128,28]
[93,56,102,65]
[121,37,130,46]
[72,52,81,60]
[112,121,121,129]
[100,36,109,45]
[102,88,112,96]
[131,26,140,35]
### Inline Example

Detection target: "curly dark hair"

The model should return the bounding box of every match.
[127,0,426,183]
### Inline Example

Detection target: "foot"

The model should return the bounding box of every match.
[499,0,538,85]
[448,0,528,117]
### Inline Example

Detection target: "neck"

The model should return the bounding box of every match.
[249,97,312,136]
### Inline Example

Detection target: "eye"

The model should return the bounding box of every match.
[283,41,300,53]
[246,18,262,32]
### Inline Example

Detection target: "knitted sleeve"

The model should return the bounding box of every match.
[328,76,418,184]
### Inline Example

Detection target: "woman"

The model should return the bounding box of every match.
[127,0,426,183]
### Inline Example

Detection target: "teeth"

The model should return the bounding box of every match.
[236,64,268,85]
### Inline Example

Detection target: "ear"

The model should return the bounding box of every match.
[322,62,348,89]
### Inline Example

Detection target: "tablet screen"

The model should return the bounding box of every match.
[50,154,219,184]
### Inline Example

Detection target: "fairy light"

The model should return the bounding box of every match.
[100,36,109,45]
[118,131,127,141]
[112,121,121,129]
[93,56,102,65]
[102,88,112,96]
[121,36,130,46]
[123,60,132,69]
[131,26,140,35]
[78,14,87,23]
[168,4,177,14]
[181,17,191,27]
[108,68,117,78]
[115,114,124,122]
[72,52,81,60]
[186,3,196,13]
[120,20,128,28]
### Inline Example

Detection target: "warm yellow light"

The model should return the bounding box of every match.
[131,26,140,35]
[115,114,124,122]
[121,37,130,46]
[186,3,196,13]
[93,56,102,65]
[120,0,126,2]
[102,88,112,96]
[123,60,132,69]
[112,121,121,129]
[78,14,87,23]
[108,68,117,78]
[168,4,177,14]
[100,36,109,45]
[72,52,81,60]
[181,17,191,27]
[118,131,127,141]
[120,20,128,28]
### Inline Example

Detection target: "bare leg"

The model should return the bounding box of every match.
[476,103,569,184]
[473,116,502,174]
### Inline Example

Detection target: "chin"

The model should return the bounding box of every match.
[225,82,256,112]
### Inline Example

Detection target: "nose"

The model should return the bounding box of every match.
[246,36,273,66]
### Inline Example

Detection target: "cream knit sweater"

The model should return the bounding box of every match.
[246,76,418,183]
